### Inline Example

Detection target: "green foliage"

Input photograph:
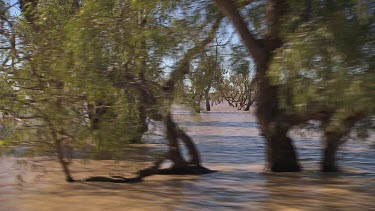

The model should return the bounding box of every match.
[0,0,162,156]
[1,0,373,162]
[270,0,374,136]
[0,0,226,158]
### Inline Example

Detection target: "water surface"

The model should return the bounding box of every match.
[1,105,374,210]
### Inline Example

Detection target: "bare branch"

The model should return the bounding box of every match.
[163,15,223,96]
[214,0,266,64]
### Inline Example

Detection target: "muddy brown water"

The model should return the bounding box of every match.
[1,105,374,210]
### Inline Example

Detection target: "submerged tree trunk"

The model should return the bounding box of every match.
[136,103,148,137]
[204,87,211,111]
[135,113,211,179]
[322,132,340,172]
[49,122,74,182]
[196,94,203,113]
[164,114,188,168]
[87,101,111,130]
[177,128,201,166]
[256,66,301,172]
[55,139,74,182]
[320,113,365,172]
[264,127,301,171]
[243,97,253,111]
[244,80,254,111]
[136,113,211,179]
[164,113,202,167]
[135,15,222,178]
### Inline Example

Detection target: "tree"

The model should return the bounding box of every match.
[215,0,301,171]
[216,46,255,111]
[214,0,374,171]
[181,54,223,112]
[269,0,374,171]
[217,73,254,111]
[0,0,222,182]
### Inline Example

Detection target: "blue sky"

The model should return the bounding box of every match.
[5,0,21,16]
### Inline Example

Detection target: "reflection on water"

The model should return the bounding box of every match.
[1,105,374,210]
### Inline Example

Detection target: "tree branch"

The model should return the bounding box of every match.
[214,0,266,65]
[163,15,223,96]
[264,0,287,40]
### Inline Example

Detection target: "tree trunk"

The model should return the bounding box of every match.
[164,114,187,168]
[255,69,301,172]
[322,139,339,172]
[244,81,254,111]
[137,103,148,133]
[89,101,110,130]
[136,114,212,179]
[204,88,211,111]
[55,140,74,182]
[177,129,201,166]
[244,98,253,111]
[195,94,203,113]
[321,113,365,172]
[136,15,222,177]
[214,0,301,172]
[322,130,342,172]
[264,127,301,172]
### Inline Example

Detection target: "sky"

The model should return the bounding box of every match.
[5,0,21,16]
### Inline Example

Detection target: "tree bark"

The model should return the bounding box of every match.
[244,79,254,111]
[137,104,148,133]
[255,64,300,172]
[321,112,365,172]
[264,127,301,172]
[90,101,109,130]
[322,132,340,172]
[137,26,151,135]
[244,97,253,111]
[136,115,210,179]
[196,94,203,113]
[177,129,201,166]
[48,117,74,182]
[136,15,222,176]
[204,87,211,111]
[55,139,74,182]
[164,113,188,168]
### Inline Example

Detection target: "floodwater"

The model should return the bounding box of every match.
[1,104,374,210]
